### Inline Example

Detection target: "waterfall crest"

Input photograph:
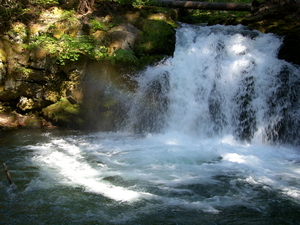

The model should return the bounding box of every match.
[125,24,300,145]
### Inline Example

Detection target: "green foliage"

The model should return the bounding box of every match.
[115,0,253,7]
[134,0,159,6]
[56,35,92,64]
[60,9,77,22]
[173,0,253,24]
[90,17,122,32]
[115,0,159,6]
[93,46,109,60]
[15,67,33,76]
[90,19,108,31]
[178,9,249,24]
[0,0,59,31]
[28,33,108,65]
[30,0,59,6]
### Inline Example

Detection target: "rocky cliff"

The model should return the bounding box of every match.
[0,2,176,130]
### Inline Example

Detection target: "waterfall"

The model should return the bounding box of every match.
[3,24,300,225]
[125,23,300,145]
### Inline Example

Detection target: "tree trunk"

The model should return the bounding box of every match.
[77,0,95,14]
[160,0,252,11]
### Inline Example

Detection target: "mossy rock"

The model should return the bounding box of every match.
[52,21,81,39]
[7,22,27,44]
[24,116,43,128]
[135,19,175,57]
[42,98,83,128]
[138,6,178,27]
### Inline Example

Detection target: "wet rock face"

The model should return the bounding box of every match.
[258,4,300,65]
[278,27,300,65]
[207,0,300,66]
[240,2,300,65]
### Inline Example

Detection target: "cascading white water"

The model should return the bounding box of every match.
[2,24,300,224]
[126,23,300,145]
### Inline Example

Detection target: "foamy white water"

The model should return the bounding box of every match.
[127,23,300,144]
[27,131,300,209]
[2,24,300,224]
[29,137,153,202]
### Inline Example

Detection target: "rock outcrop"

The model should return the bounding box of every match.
[240,0,300,65]
[209,0,300,65]
[0,2,177,130]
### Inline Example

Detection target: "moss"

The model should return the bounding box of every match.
[264,21,299,35]
[137,54,166,67]
[109,49,138,66]
[138,6,178,27]
[24,116,42,128]
[178,9,248,25]
[139,6,177,19]
[51,14,82,38]
[135,19,175,57]
[42,98,83,128]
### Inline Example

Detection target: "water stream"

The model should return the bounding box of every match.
[1,23,300,224]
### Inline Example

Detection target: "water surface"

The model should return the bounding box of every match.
[1,23,300,224]
[1,130,300,224]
